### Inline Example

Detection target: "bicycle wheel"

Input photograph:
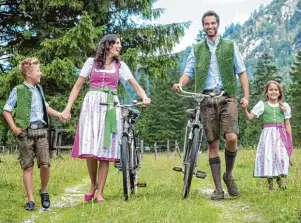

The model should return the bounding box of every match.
[130,136,139,194]
[183,127,200,198]
[121,136,131,200]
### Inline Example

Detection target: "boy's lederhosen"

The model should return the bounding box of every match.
[15,84,50,169]
[17,124,50,169]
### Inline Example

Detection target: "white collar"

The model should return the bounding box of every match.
[267,101,279,107]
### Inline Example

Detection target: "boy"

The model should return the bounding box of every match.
[2,57,62,211]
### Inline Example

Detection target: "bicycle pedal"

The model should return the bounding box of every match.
[196,170,206,174]
[195,172,207,179]
[172,167,183,172]
[137,182,147,187]
[114,162,121,168]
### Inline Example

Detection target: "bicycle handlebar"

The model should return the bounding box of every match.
[177,85,225,99]
[100,100,143,108]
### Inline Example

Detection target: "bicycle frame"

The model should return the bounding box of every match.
[175,86,225,198]
[120,106,140,175]
[100,101,143,200]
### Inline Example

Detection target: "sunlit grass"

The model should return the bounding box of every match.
[0,149,300,223]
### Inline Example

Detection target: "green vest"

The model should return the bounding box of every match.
[15,83,48,129]
[194,38,237,97]
[263,102,284,124]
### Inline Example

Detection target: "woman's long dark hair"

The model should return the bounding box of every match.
[94,34,120,69]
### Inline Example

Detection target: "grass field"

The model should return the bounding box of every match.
[0,149,300,223]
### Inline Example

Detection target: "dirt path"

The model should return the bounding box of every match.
[21,180,88,223]
[199,188,268,223]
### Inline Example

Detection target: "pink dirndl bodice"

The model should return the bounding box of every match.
[71,61,122,161]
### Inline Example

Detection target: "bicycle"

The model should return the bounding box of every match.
[100,100,146,200]
[173,86,225,199]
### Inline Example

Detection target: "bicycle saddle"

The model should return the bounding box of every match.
[185,109,196,115]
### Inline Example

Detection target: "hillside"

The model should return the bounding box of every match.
[222,0,301,81]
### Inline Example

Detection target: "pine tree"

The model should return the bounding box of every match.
[195,30,206,42]
[0,1,189,145]
[287,50,301,144]
[136,68,187,147]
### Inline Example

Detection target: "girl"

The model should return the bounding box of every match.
[61,34,151,202]
[241,80,292,191]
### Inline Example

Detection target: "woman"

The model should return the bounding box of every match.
[61,34,151,202]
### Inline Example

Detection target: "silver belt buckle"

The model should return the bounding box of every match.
[31,124,38,129]
[213,89,221,95]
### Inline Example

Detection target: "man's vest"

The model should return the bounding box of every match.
[15,83,48,129]
[194,38,237,97]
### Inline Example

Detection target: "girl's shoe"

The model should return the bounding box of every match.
[276,177,287,190]
[267,178,273,191]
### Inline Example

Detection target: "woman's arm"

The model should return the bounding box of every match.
[128,78,151,105]
[61,76,86,120]
[284,119,292,136]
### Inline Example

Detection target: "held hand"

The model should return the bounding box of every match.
[60,109,71,123]
[240,97,249,109]
[172,83,181,93]
[142,97,151,107]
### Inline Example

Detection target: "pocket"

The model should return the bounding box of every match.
[226,97,237,104]
[17,130,27,139]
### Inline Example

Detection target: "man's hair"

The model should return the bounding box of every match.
[19,57,40,77]
[202,10,220,25]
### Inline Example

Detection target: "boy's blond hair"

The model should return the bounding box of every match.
[19,57,40,77]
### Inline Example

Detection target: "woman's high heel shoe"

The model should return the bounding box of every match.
[84,190,96,201]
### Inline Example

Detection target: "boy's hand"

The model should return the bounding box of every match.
[13,127,23,136]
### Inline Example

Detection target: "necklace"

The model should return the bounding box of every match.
[104,61,114,70]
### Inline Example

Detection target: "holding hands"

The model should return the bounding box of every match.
[240,97,249,110]
[60,109,71,123]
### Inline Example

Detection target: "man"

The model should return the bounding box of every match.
[173,10,249,200]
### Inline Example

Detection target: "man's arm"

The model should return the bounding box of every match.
[238,71,249,107]
[233,42,249,106]
[172,74,191,92]
[172,48,195,92]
